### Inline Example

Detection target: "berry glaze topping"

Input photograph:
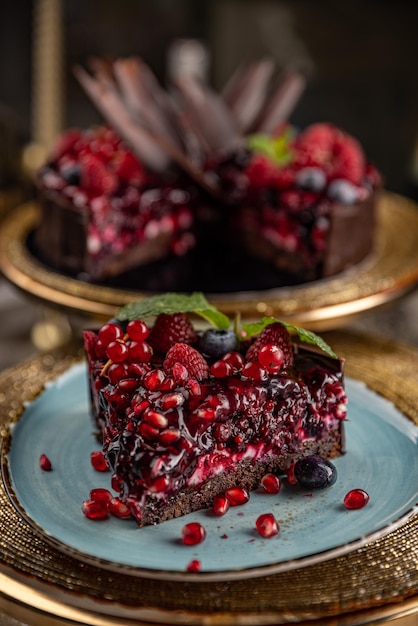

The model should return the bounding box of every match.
[37,126,195,271]
[83,294,347,527]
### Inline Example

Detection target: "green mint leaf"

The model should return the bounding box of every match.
[241,317,337,358]
[116,292,230,330]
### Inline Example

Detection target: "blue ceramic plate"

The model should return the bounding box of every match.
[3,363,418,581]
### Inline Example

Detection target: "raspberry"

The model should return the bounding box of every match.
[113,150,145,184]
[80,153,118,195]
[245,154,276,189]
[245,322,294,368]
[148,313,197,353]
[331,134,365,184]
[163,343,209,381]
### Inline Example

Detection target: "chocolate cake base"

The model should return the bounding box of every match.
[125,434,345,527]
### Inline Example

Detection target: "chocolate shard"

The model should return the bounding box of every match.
[114,57,185,153]
[221,58,275,133]
[73,64,171,173]
[249,69,306,135]
[173,74,242,155]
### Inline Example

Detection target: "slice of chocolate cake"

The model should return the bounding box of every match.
[83,293,347,527]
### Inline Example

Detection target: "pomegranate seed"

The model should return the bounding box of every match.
[241,361,268,381]
[258,344,285,373]
[111,474,122,492]
[159,428,181,446]
[181,522,206,546]
[255,513,279,538]
[186,559,201,572]
[39,453,52,471]
[159,377,177,391]
[138,422,160,440]
[195,406,216,420]
[98,322,124,345]
[150,475,170,492]
[172,362,189,383]
[106,340,129,363]
[213,494,230,516]
[261,473,282,494]
[118,377,139,390]
[286,462,297,485]
[90,488,112,504]
[82,498,109,520]
[159,392,185,410]
[126,320,149,341]
[128,363,150,378]
[186,378,202,396]
[90,451,109,472]
[143,409,168,429]
[109,497,132,518]
[143,369,165,391]
[132,398,150,415]
[128,341,152,363]
[343,489,370,509]
[225,486,250,506]
[210,361,234,378]
[221,351,244,370]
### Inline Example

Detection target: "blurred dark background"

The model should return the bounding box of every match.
[1,0,418,194]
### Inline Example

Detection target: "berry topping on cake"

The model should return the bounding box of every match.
[163,343,209,381]
[83,292,346,527]
[148,312,197,353]
[199,328,238,358]
[245,322,294,368]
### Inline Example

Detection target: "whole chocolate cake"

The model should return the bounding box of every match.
[83,293,347,527]
[34,57,381,288]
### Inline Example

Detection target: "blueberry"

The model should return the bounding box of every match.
[294,455,337,490]
[327,179,360,204]
[295,167,327,192]
[199,329,238,358]
[60,163,81,186]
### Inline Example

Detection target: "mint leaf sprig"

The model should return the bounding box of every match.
[241,317,337,358]
[116,292,337,359]
[116,292,230,330]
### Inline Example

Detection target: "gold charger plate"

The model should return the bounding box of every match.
[0,192,418,329]
[0,331,417,626]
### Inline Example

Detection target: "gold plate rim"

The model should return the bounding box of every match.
[0,191,418,329]
[0,332,417,625]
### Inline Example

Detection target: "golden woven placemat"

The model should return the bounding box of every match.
[0,332,417,625]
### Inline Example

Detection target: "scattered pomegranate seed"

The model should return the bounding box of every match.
[213,494,230,516]
[261,473,282,494]
[39,453,52,471]
[82,498,109,520]
[255,513,279,538]
[109,497,132,518]
[181,522,206,546]
[186,559,202,572]
[90,450,109,472]
[143,409,169,429]
[90,488,112,504]
[225,486,250,506]
[343,489,370,509]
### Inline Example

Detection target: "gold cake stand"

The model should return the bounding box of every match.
[0,331,417,625]
[0,191,418,330]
